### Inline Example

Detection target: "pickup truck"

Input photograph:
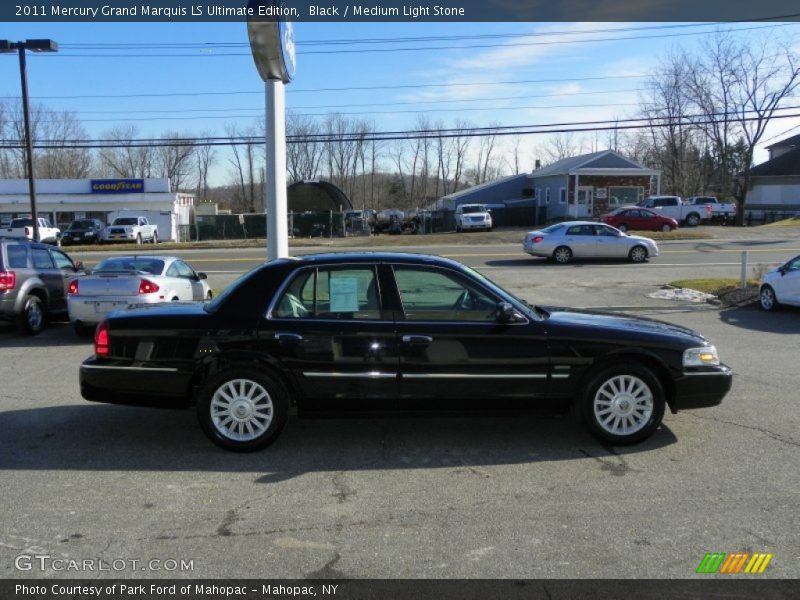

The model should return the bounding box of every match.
[103,216,158,244]
[3,217,61,244]
[685,196,737,223]
[637,196,711,227]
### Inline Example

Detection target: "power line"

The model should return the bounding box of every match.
[4,108,799,149]
[6,22,797,58]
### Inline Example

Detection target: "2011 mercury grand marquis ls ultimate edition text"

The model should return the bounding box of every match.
[79,253,732,451]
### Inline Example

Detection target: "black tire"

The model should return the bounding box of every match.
[759,285,778,311]
[579,363,666,445]
[456,224,462,233]
[617,224,628,233]
[552,246,572,264]
[196,367,289,452]
[629,245,648,263]
[17,295,46,335]
[660,223,672,232]
[206,291,213,300]
[151,231,158,244]
[685,213,701,227]
[136,233,143,245]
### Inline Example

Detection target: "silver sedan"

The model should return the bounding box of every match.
[522,221,659,264]
[67,255,212,334]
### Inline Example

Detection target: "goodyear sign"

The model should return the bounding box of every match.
[90,179,144,194]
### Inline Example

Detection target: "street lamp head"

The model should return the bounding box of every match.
[25,39,58,52]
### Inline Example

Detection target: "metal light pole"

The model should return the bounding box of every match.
[0,39,58,242]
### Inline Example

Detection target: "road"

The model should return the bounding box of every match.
[0,232,798,580]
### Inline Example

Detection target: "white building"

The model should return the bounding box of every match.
[0,178,194,241]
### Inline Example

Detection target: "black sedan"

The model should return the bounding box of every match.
[79,252,732,451]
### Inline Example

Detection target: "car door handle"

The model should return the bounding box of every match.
[402,335,433,346]
[274,332,303,343]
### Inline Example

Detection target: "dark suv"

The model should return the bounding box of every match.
[0,238,85,334]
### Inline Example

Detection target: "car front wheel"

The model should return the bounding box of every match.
[197,368,289,451]
[553,246,572,264]
[660,223,672,232]
[617,224,628,233]
[629,245,648,263]
[759,285,778,311]
[580,364,665,445]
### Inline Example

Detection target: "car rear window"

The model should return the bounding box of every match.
[70,220,96,229]
[541,224,565,233]
[10,218,33,228]
[3,244,29,269]
[95,257,165,275]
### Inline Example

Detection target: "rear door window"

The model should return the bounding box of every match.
[4,244,29,268]
[32,248,54,270]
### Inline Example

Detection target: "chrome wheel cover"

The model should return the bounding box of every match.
[630,247,647,262]
[760,288,775,310]
[210,378,273,442]
[554,247,571,263]
[26,300,43,331]
[593,374,653,436]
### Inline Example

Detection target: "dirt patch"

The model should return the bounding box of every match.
[714,286,759,307]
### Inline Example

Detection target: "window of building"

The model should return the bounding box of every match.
[608,187,644,206]
[545,189,551,204]
[559,188,567,204]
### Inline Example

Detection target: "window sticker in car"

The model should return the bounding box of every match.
[329,277,359,313]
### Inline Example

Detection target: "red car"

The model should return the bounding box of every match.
[600,207,679,232]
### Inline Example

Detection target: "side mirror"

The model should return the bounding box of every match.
[496,301,519,323]
[197,272,208,280]
[74,260,84,271]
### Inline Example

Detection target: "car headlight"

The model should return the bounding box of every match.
[85,231,95,236]
[683,346,720,367]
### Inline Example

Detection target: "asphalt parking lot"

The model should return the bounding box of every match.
[1,240,799,580]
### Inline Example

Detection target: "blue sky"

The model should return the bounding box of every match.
[2,21,799,185]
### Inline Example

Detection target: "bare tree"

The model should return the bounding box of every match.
[157,131,195,192]
[732,39,800,224]
[225,123,261,213]
[98,125,155,178]
[194,132,217,202]
[286,112,325,183]
[451,120,471,193]
[543,132,582,164]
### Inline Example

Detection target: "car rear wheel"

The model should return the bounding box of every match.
[617,224,628,233]
[629,245,648,263]
[685,213,701,227]
[136,233,143,245]
[759,285,778,311]
[579,363,665,445]
[17,295,45,335]
[152,231,158,244]
[206,291,213,300]
[660,223,672,232]
[456,224,462,233]
[197,368,289,451]
[553,246,572,264]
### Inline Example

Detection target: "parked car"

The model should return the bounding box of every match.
[455,204,492,232]
[759,255,800,311]
[103,216,158,244]
[685,196,737,223]
[61,219,106,246]
[600,207,679,232]
[67,255,211,335]
[0,238,85,334]
[638,196,710,227]
[522,221,659,264]
[3,217,61,245]
[79,252,732,451]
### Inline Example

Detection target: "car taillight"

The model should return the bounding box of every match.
[532,236,544,243]
[24,226,31,237]
[0,271,16,291]
[705,205,712,214]
[67,279,79,295]
[138,278,160,294]
[95,320,110,357]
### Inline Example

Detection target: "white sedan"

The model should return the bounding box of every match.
[523,221,659,264]
[759,255,800,311]
[67,255,212,334]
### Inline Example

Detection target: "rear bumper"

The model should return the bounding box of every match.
[671,364,733,412]
[79,356,192,408]
[69,297,164,325]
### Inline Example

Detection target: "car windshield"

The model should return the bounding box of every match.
[113,218,138,225]
[461,205,486,214]
[461,265,543,320]
[69,220,96,229]
[94,257,165,275]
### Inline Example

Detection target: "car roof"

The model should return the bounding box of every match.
[286,252,468,270]
[96,255,178,262]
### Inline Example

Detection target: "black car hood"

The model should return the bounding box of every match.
[542,306,707,346]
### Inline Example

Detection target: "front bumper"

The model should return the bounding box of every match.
[671,364,733,412]
[80,356,192,408]
[460,220,491,230]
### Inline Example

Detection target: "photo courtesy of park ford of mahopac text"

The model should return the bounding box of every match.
[1,0,800,598]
